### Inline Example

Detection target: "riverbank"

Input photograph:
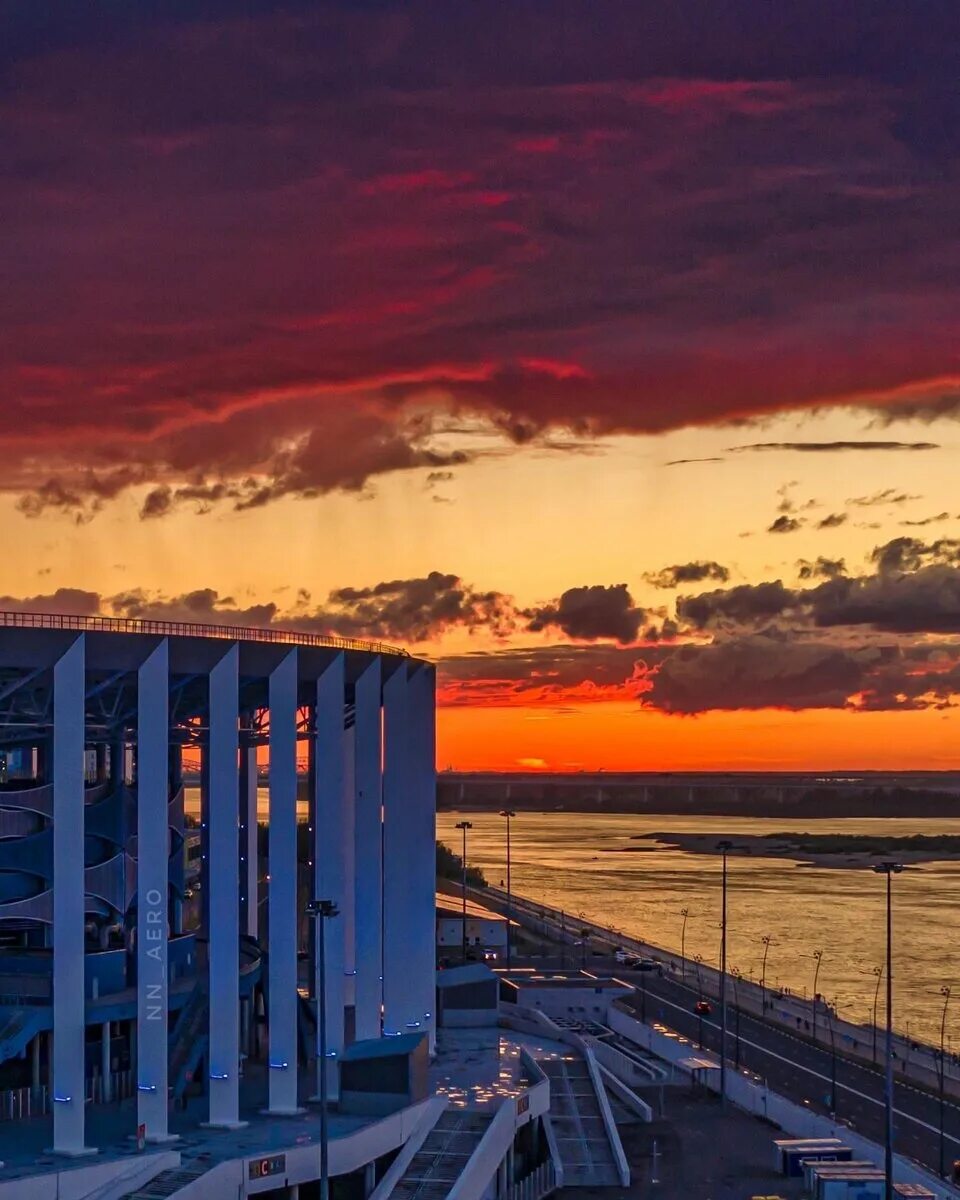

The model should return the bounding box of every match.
[618,831,960,869]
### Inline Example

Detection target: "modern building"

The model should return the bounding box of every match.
[0,612,436,1188]
[436,893,508,962]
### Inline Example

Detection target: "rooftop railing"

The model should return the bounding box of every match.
[0,610,409,658]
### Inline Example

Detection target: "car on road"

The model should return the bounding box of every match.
[614,948,630,963]
[694,999,712,1015]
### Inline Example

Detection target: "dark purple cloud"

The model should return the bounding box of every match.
[525,584,645,644]
[646,561,730,589]
[1,1,958,515]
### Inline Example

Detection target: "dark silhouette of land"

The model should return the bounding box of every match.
[437,771,960,817]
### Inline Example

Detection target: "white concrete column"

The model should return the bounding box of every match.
[382,665,416,1036]
[409,666,437,1051]
[240,745,258,939]
[353,657,382,1042]
[342,724,356,1018]
[314,654,345,1097]
[267,650,301,1114]
[137,639,173,1141]
[206,643,245,1128]
[52,634,93,1155]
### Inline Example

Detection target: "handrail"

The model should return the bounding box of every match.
[0,610,410,658]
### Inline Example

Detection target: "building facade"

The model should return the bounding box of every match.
[0,612,436,1156]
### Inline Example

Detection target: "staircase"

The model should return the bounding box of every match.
[389,1109,494,1200]
[120,1163,208,1199]
[0,1006,45,1065]
[168,983,207,1101]
[539,1057,621,1186]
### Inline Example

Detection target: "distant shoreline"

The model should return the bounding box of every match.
[616,830,960,869]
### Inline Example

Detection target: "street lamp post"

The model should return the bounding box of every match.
[760,936,772,1015]
[499,809,515,970]
[694,955,704,1047]
[826,1006,838,1117]
[306,899,340,1200]
[717,840,733,1107]
[940,985,951,1178]
[680,908,689,982]
[872,965,884,1064]
[875,860,903,1200]
[811,949,823,1043]
[455,821,472,964]
[731,968,742,1068]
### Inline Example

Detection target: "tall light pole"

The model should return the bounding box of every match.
[731,967,742,1068]
[694,955,704,1047]
[872,965,884,1064]
[680,908,689,982]
[717,840,732,1106]
[940,985,951,1178]
[826,1004,838,1117]
[306,899,339,1200]
[455,821,472,964]
[811,949,823,1043]
[875,860,903,1200]
[760,935,772,1015]
[499,809,515,970]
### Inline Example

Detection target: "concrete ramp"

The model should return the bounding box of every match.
[538,1057,624,1187]
[388,1109,494,1200]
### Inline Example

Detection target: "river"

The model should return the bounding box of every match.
[438,810,960,1049]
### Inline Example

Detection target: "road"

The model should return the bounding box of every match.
[461,881,960,1180]
[619,965,958,1179]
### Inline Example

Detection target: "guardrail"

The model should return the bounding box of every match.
[0,610,410,658]
[508,1159,557,1200]
[0,1069,135,1120]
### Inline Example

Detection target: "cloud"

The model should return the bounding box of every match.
[817,513,848,529]
[797,557,846,580]
[811,565,960,634]
[0,587,101,616]
[1,4,958,515]
[109,588,279,628]
[728,441,940,454]
[646,561,730,589]
[847,488,920,508]
[302,572,516,642]
[648,633,871,713]
[436,632,960,714]
[664,457,725,466]
[525,584,644,644]
[677,580,797,628]
[870,536,960,574]
[768,515,802,533]
[900,512,950,527]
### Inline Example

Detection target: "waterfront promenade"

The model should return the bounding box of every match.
[466,882,960,1181]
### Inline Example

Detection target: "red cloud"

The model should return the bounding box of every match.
[2,4,957,516]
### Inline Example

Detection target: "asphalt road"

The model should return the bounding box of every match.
[618,966,959,1179]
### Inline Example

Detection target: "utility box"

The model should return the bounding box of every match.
[338,1032,429,1117]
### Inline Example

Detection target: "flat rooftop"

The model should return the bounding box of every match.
[499,970,633,991]
[436,893,510,923]
[429,1025,572,1110]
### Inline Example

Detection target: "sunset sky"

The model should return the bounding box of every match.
[2,1,959,770]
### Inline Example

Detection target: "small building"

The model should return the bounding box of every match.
[498,970,634,1020]
[437,891,508,962]
[436,962,500,1027]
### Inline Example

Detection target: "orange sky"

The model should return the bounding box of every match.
[4,8,959,772]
